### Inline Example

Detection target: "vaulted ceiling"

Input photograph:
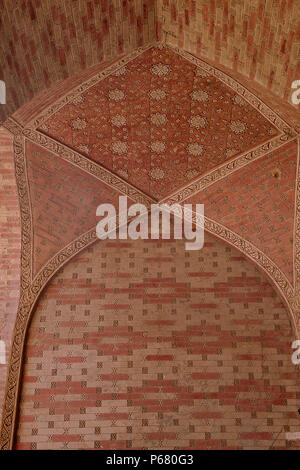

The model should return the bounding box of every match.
[0,0,299,123]
[4,42,300,330]
[0,0,300,450]
[38,45,280,200]
[157,0,300,102]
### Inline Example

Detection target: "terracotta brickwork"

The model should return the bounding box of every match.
[187,139,298,284]
[40,45,279,200]
[157,0,300,104]
[188,139,298,284]
[1,1,300,127]
[0,0,157,123]
[16,234,300,450]
[1,0,300,451]
[12,55,125,128]
[0,128,21,424]
[26,140,124,276]
[182,51,300,132]
[10,38,300,134]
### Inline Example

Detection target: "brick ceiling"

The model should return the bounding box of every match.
[39,45,279,200]
[186,139,298,284]
[0,0,157,123]
[0,1,298,305]
[16,41,298,296]
[1,1,300,451]
[0,0,299,124]
[157,0,300,102]
[26,140,125,276]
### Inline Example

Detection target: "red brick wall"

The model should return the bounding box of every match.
[16,234,300,449]
[158,0,300,104]
[26,140,124,276]
[0,0,157,123]
[186,139,298,284]
[2,1,299,127]
[0,128,21,424]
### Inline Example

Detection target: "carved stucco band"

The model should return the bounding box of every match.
[162,133,297,204]
[22,41,299,207]
[0,124,298,448]
[171,44,299,135]
[0,229,97,450]
[291,138,300,323]
[1,42,300,448]
[27,43,155,130]
[22,128,155,208]
[24,128,296,209]
[28,42,298,137]
[160,204,296,332]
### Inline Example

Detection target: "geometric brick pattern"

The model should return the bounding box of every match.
[40,45,279,200]
[0,0,157,124]
[1,1,299,125]
[0,128,21,426]
[26,140,125,277]
[1,2,300,452]
[186,139,298,284]
[1,51,299,447]
[16,234,300,450]
[157,0,300,104]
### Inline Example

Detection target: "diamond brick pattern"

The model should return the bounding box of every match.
[0,128,21,425]
[186,140,298,284]
[1,1,300,452]
[16,235,300,450]
[26,140,123,276]
[40,45,279,200]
